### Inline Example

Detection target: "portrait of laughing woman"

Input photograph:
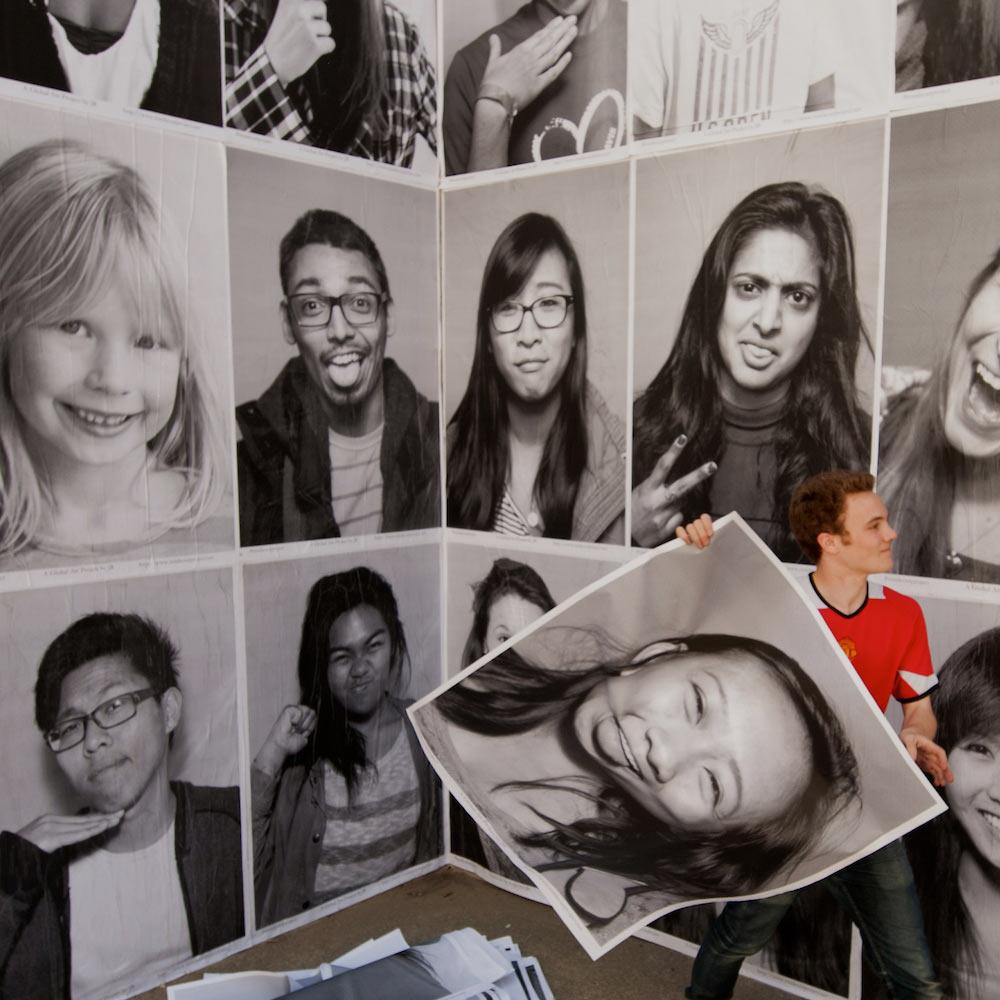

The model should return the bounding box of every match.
[420,629,859,935]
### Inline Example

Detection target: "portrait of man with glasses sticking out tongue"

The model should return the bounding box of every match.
[236,208,440,546]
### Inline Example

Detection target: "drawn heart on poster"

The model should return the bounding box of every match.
[531,88,625,162]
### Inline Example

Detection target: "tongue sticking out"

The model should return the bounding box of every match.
[327,354,364,390]
[968,363,1000,426]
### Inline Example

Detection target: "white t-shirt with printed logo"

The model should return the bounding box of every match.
[632,0,835,137]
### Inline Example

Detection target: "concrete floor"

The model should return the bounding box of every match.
[136,867,794,1000]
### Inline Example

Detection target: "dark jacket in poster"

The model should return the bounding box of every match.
[236,357,441,546]
[0,782,245,1000]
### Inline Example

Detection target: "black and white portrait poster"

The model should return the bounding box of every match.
[228,146,441,549]
[857,578,1000,1000]
[223,0,438,173]
[0,94,235,579]
[630,0,890,142]
[0,0,222,126]
[0,567,245,1000]
[895,0,1000,94]
[241,537,443,930]
[445,533,629,875]
[441,0,628,175]
[878,99,1000,585]
[410,516,943,958]
[631,120,883,560]
[443,161,629,545]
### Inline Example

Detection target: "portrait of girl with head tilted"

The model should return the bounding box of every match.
[423,627,860,942]
[0,139,231,569]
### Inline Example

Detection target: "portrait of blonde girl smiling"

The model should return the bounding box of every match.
[0,139,230,567]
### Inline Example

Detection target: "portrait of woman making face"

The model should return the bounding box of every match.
[252,568,439,927]
[447,212,626,544]
[430,631,859,929]
[907,627,1000,998]
[879,247,1000,583]
[632,181,871,559]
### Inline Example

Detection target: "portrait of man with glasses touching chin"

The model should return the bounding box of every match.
[236,208,441,546]
[0,612,244,1000]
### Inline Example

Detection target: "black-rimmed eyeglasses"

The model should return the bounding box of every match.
[45,688,157,753]
[285,292,387,329]
[490,294,574,334]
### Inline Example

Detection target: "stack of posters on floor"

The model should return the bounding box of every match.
[166,928,554,1000]
[410,515,945,959]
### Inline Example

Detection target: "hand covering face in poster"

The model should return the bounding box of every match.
[631,182,872,559]
[907,626,1000,998]
[252,566,441,928]
[442,0,627,175]
[0,0,222,125]
[0,139,231,569]
[447,212,626,545]
[411,518,943,957]
[896,0,1000,92]
[879,248,1000,584]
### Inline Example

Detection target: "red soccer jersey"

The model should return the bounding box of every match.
[803,576,938,713]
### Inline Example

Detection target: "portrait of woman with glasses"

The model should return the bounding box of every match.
[235,207,440,546]
[446,212,626,543]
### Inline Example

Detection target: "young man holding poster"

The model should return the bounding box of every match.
[678,470,951,999]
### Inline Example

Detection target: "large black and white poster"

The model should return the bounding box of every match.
[632,120,883,561]
[0,568,244,1000]
[242,538,443,931]
[0,96,235,580]
[411,517,943,958]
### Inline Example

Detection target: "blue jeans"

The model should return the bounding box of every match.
[685,841,942,999]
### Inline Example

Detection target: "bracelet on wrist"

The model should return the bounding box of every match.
[476,84,518,127]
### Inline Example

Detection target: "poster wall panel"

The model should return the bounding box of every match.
[631,119,885,560]
[878,99,1000,583]
[242,537,444,931]
[0,94,236,578]
[0,566,245,1000]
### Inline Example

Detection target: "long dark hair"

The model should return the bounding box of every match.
[907,627,1000,998]
[296,567,408,794]
[878,247,1000,578]
[299,0,388,151]
[437,632,859,903]
[461,558,557,667]
[923,0,1000,87]
[632,182,871,544]
[447,213,589,539]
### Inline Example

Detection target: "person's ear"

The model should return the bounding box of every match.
[621,640,686,676]
[817,531,840,555]
[280,301,296,346]
[161,687,183,736]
